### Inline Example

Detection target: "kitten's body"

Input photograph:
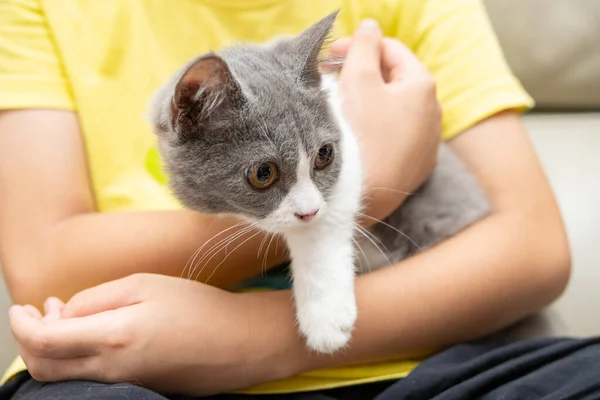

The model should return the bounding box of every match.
[149,12,489,353]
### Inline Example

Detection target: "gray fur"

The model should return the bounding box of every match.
[149,12,342,220]
[149,11,490,270]
[357,144,490,272]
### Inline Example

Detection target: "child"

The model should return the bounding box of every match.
[0,0,571,398]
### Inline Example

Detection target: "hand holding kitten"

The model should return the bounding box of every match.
[327,20,442,222]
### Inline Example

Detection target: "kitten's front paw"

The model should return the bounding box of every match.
[297,295,357,354]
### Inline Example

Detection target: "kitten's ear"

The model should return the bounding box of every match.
[170,54,245,132]
[294,10,339,87]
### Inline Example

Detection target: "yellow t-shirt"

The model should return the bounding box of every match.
[0,0,534,394]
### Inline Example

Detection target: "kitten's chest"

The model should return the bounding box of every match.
[322,76,364,217]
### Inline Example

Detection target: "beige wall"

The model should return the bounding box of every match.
[484,0,600,109]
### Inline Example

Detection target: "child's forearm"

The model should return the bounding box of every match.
[9,210,288,308]
[244,208,570,383]
[317,212,568,368]
[9,188,408,309]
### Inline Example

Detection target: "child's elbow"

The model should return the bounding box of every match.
[2,236,64,308]
[3,255,49,308]
[547,243,571,304]
[535,219,572,307]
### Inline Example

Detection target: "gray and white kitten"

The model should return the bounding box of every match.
[148,12,490,353]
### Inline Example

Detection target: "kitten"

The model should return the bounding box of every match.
[148,11,490,353]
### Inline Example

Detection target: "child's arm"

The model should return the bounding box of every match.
[0,110,287,307]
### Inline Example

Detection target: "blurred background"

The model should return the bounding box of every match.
[0,0,599,371]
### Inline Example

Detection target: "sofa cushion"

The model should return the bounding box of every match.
[484,0,600,110]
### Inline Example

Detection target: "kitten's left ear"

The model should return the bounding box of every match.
[293,10,339,87]
[170,54,245,133]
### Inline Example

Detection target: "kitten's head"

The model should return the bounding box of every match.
[149,12,343,232]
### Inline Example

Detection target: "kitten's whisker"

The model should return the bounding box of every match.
[357,212,421,251]
[191,226,256,283]
[202,224,256,266]
[182,245,203,281]
[274,235,281,256]
[260,233,271,276]
[198,222,257,265]
[261,221,278,275]
[221,222,256,255]
[370,186,415,196]
[187,222,252,280]
[322,208,394,271]
[189,230,244,282]
[352,223,392,270]
[205,230,263,284]
[189,223,258,281]
[354,223,393,261]
[263,232,278,275]
[350,236,367,273]
[182,221,246,280]
[177,244,204,293]
[257,233,270,260]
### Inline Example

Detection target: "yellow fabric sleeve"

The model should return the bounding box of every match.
[0,0,74,384]
[412,0,534,140]
[0,0,75,110]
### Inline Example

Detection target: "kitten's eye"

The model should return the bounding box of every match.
[245,162,279,190]
[314,144,334,170]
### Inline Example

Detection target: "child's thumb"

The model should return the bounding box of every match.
[342,19,383,81]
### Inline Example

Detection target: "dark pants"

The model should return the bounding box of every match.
[3,335,600,400]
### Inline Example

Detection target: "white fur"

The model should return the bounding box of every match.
[276,75,363,353]
[258,147,325,232]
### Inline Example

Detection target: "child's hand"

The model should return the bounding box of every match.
[10,274,295,395]
[328,20,441,222]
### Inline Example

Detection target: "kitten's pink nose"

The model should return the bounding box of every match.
[294,209,319,222]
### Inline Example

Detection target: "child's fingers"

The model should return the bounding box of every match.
[23,304,42,320]
[327,37,351,57]
[341,19,384,82]
[326,36,430,84]
[43,297,64,322]
[380,37,431,83]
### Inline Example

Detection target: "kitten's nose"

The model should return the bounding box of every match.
[294,209,319,222]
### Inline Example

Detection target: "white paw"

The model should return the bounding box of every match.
[297,295,357,354]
